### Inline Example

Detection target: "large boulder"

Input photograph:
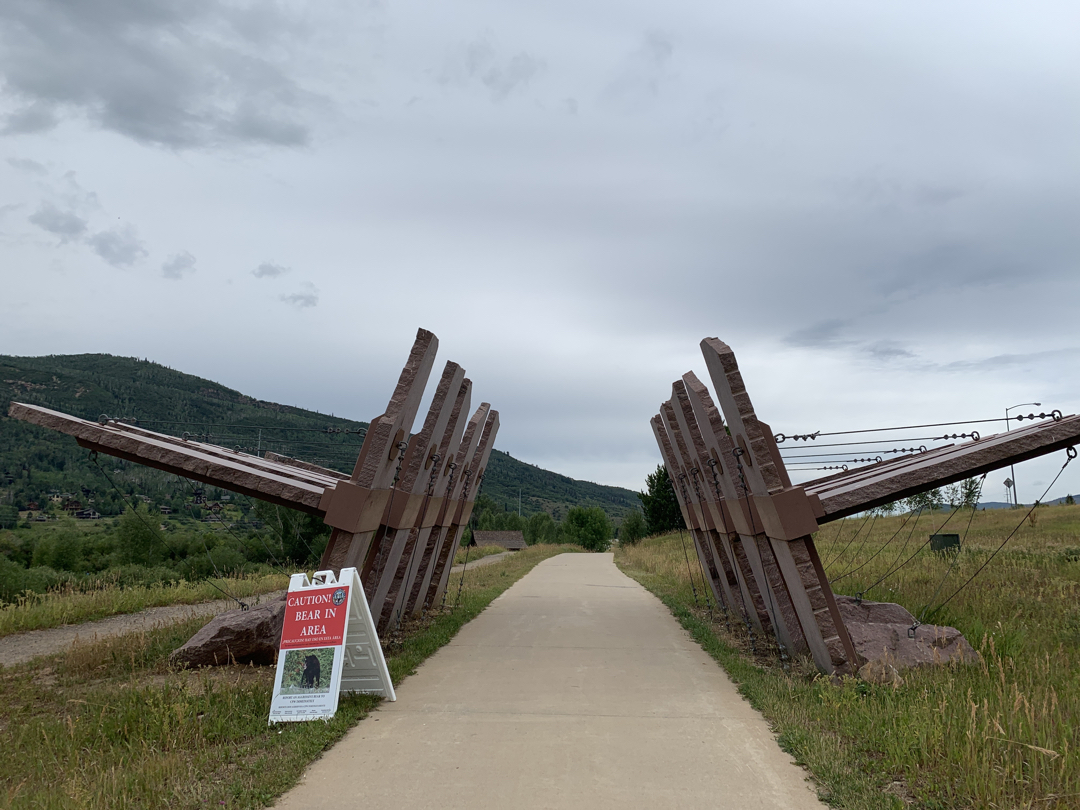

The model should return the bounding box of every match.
[833,595,979,672]
[171,594,286,668]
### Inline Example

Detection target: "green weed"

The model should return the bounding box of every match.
[0,544,580,809]
[616,505,1080,809]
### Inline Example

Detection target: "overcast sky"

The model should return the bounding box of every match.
[1,0,1078,502]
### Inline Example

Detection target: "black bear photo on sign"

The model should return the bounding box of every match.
[280,648,335,694]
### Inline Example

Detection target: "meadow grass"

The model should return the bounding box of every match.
[0,544,579,809]
[0,573,289,637]
[615,504,1080,810]
[452,543,512,566]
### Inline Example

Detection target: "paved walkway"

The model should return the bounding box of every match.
[275,553,825,809]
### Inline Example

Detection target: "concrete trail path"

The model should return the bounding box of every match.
[275,553,826,810]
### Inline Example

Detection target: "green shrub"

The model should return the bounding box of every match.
[619,509,647,545]
[561,506,612,552]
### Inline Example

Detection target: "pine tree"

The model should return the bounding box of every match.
[638,465,684,535]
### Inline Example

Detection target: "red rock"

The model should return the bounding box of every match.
[833,595,979,671]
[170,595,286,668]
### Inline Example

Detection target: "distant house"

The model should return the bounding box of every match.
[63,499,82,512]
[468,530,526,551]
[26,500,40,511]
[160,506,173,515]
[74,509,100,520]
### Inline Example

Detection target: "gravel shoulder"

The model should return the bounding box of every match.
[449,550,514,573]
[0,551,516,668]
[0,590,286,668]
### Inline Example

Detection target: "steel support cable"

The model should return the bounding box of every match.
[173,476,311,588]
[819,517,849,570]
[88,452,248,610]
[454,470,485,611]
[166,432,364,449]
[236,492,319,565]
[774,411,1061,443]
[673,474,701,607]
[734,450,787,667]
[782,449,924,459]
[856,501,968,598]
[922,448,1076,623]
[434,461,460,613]
[830,506,924,584]
[176,475,295,578]
[916,474,987,626]
[780,436,978,450]
[396,454,441,627]
[688,468,716,610]
[373,441,410,588]
[174,476,289,572]
[822,512,875,572]
[706,458,754,645]
[102,416,367,434]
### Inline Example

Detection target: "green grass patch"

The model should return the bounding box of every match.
[616,507,1080,809]
[452,543,511,566]
[0,573,289,637]
[1,543,580,809]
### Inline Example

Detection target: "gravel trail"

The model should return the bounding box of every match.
[0,590,286,667]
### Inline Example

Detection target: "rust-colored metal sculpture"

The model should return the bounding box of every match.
[8,328,498,633]
[654,337,1080,675]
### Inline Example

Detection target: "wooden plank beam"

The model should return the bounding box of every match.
[803,416,1080,521]
[8,402,327,514]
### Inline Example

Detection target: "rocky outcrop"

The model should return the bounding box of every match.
[834,595,979,673]
[170,594,286,668]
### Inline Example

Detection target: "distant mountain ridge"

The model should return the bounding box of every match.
[0,353,640,521]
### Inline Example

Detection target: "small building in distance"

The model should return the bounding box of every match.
[468,530,526,551]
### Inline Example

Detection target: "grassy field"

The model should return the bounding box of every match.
[1,544,580,809]
[615,504,1080,810]
[0,573,289,637]
[452,543,513,566]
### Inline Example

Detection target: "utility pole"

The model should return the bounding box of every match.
[1005,402,1040,506]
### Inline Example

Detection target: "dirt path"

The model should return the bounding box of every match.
[0,590,286,668]
[449,550,514,573]
[0,551,513,668]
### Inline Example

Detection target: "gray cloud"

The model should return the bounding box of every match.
[864,341,916,361]
[1,101,58,135]
[28,201,87,241]
[281,283,319,309]
[253,262,289,279]
[783,320,851,349]
[162,251,196,280]
[7,157,47,174]
[0,0,318,149]
[599,31,675,112]
[441,35,544,101]
[88,225,147,267]
[2,1,1080,500]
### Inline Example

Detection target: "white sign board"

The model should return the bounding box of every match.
[269,567,395,723]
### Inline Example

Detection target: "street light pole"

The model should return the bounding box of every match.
[1006,402,1041,507]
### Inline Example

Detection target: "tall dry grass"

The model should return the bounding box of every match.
[0,573,289,637]
[616,504,1080,809]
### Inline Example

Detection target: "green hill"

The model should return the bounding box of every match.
[0,353,639,522]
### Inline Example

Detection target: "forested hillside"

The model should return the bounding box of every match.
[0,354,638,523]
